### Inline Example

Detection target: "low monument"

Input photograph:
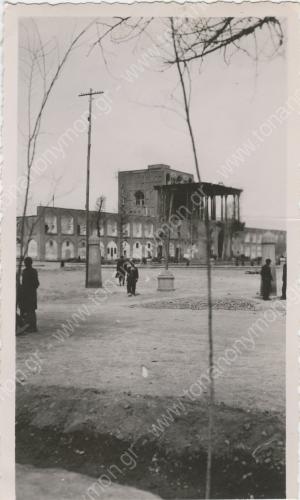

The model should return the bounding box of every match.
[261,231,277,296]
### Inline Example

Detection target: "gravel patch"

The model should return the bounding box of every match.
[131,297,259,311]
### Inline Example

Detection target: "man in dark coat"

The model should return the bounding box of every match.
[126,262,139,296]
[260,258,272,301]
[20,256,39,332]
[281,261,287,300]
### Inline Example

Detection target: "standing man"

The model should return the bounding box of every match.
[281,260,287,300]
[260,258,272,301]
[20,257,39,332]
[127,262,139,296]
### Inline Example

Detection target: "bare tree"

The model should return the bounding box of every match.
[90,15,284,498]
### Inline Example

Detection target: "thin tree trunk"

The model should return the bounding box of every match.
[170,17,214,499]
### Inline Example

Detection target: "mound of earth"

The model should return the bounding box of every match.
[16,385,285,499]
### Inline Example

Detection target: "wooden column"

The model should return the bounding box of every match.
[233,195,236,220]
[205,196,209,219]
[221,196,224,221]
[237,194,240,221]
[225,195,228,221]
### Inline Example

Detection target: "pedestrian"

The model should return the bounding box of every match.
[116,255,126,286]
[20,256,39,332]
[281,260,287,300]
[16,274,29,335]
[260,258,272,301]
[126,261,139,296]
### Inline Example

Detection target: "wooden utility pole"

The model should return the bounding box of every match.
[79,89,103,287]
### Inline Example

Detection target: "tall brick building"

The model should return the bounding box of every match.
[118,164,194,217]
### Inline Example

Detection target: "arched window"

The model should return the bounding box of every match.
[135,191,144,206]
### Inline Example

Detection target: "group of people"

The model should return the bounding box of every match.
[116,256,139,296]
[260,258,287,301]
[16,256,40,334]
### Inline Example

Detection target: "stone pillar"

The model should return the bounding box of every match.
[87,235,102,288]
[237,194,240,221]
[225,195,228,221]
[261,231,277,296]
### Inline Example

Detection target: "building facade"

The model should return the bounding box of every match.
[17,164,286,262]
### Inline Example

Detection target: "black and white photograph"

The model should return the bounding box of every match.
[2,2,299,499]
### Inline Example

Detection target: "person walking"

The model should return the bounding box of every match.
[281,260,287,300]
[20,256,40,332]
[260,258,272,301]
[116,255,126,286]
[126,261,139,296]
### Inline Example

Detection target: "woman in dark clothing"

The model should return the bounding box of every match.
[260,258,272,301]
[20,257,39,332]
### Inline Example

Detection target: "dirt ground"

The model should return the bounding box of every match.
[16,265,286,499]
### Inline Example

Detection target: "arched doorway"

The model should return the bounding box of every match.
[45,240,58,260]
[122,241,130,258]
[107,240,118,260]
[146,241,153,258]
[133,241,142,259]
[61,240,75,260]
[78,240,86,260]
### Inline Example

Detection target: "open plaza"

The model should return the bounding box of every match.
[16,263,286,499]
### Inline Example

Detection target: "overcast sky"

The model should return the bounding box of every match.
[18,17,286,229]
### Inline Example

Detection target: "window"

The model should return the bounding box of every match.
[107,248,110,254]
[61,215,74,235]
[133,222,142,237]
[66,241,70,247]
[148,243,151,249]
[114,247,117,254]
[49,240,53,247]
[45,214,57,234]
[136,243,139,249]
[135,191,144,206]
